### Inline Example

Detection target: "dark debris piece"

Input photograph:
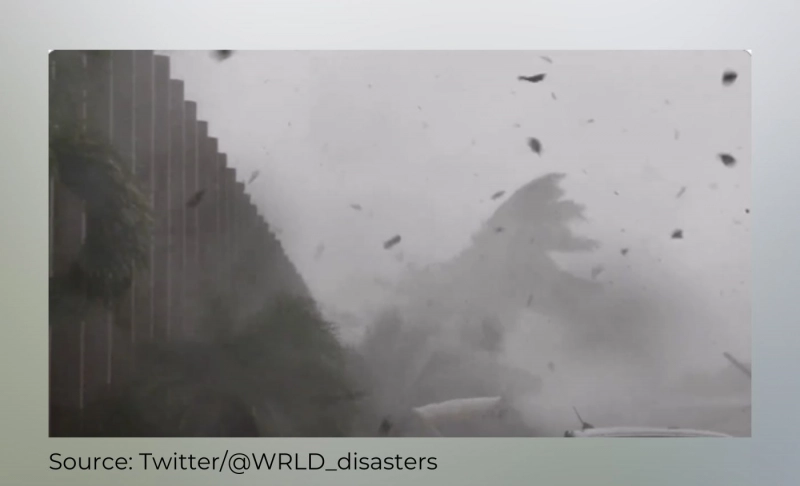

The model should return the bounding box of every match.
[540,56,553,64]
[378,418,393,436]
[676,186,687,198]
[590,265,604,279]
[718,153,736,167]
[620,248,629,256]
[518,74,546,83]
[350,203,362,211]
[671,229,684,239]
[722,70,738,86]
[213,50,234,61]
[248,170,260,184]
[527,294,533,307]
[527,137,542,155]
[383,235,401,250]
[745,208,750,214]
[547,361,555,372]
[495,227,505,233]
[491,190,506,200]
[186,189,206,208]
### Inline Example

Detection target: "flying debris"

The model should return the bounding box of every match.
[547,362,555,372]
[248,170,260,184]
[745,208,750,214]
[718,153,737,167]
[671,229,683,239]
[527,137,542,155]
[590,265,604,279]
[526,294,533,307]
[676,186,687,198]
[722,70,738,86]
[723,352,752,379]
[518,74,546,83]
[674,129,680,140]
[620,248,629,256]
[551,92,557,100]
[185,189,206,208]
[350,203,362,211]
[378,418,393,436]
[213,50,234,61]
[585,118,595,124]
[572,407,594,430]
[495,227,505,233]
[383,235,402,250]
[314,243,325,261]
[491,190,506,200]
[540,56,553,64]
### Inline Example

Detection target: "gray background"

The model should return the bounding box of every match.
[160,50,750,437]
[163,50,749,376]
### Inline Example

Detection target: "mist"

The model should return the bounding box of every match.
[141,50,750,437]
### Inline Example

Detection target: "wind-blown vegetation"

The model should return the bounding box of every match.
[49,50,152,314]
[79,294,362,437]
[49,50,361,437]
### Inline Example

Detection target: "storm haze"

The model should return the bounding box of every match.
[161,50,750,436]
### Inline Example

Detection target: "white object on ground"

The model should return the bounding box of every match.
[565,426,731,438]
[410,396,505,435]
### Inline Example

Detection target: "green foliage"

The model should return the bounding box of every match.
[105,294,362,437]
[49,51,153,309]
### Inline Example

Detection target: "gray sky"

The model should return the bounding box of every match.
[164,51,750,371]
